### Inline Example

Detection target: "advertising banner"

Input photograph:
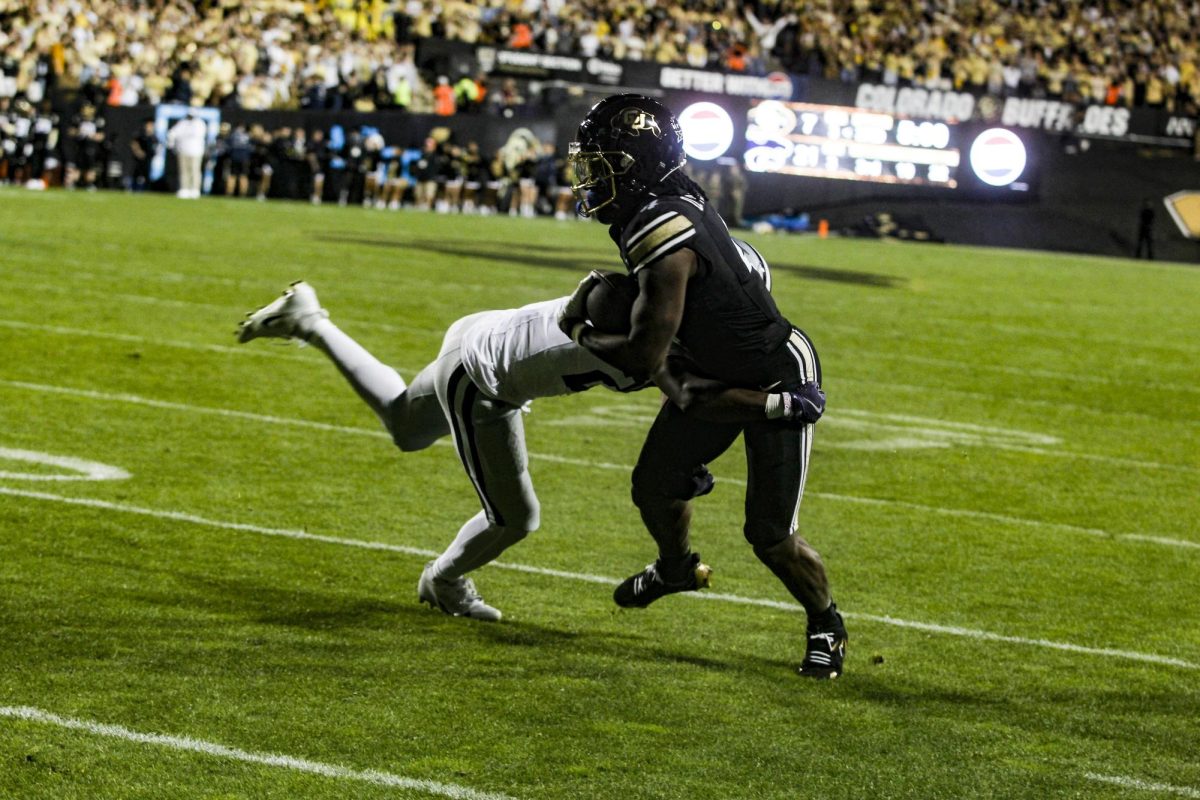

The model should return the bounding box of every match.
[475,47,624,86]
[849,82,1196,145]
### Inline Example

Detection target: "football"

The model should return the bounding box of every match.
[586,270,637,334]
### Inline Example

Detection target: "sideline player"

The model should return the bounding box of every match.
[236,279,654,621]
[560,94,846,679]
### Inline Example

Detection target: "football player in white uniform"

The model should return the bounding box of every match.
[236,280,647,621]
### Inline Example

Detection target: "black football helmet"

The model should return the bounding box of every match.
[568,94,686,222]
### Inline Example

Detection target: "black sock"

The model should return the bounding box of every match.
[656,552,694,584]
[808,601,840,632]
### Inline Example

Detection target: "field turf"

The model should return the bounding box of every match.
[0,188,1197,799]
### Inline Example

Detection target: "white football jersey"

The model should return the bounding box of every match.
[460,297,644,405]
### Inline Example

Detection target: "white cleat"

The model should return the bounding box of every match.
[418,561,502,622]
[237,281,328,344]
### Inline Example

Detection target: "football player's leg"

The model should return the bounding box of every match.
[742,419,830,613]
[382,361,449,451]
[744,325,833,613]
[743,419,846,678]
[616,403,738,607]
[631,402,739,565]
[436,371,539,578]
[421,369,537,620]
[306,316,406,427]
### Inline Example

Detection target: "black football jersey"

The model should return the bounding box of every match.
[611,193,797,386]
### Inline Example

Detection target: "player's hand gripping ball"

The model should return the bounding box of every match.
[557,270,603,337]
[585,271,638,334]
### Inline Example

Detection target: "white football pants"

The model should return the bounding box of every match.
[310,313,539,583]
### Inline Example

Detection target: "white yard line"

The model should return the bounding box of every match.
[967,442,1194,473]
[0,447,129,482]
[0,319,309,361]
[893,352,1200,396]
[1,486,1196,672]
[1,379,389,438]
[834,375,1172,424]
[5,285,434,337]
[1120,535,1200,550]
[2,379,1197,550]
[4,315,1188,425]
[0,705,517,800]
[1084,773,1200,798]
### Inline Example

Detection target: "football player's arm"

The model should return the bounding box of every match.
[573,248,695,380]
[651,360,768,422]
[655,364,826,424]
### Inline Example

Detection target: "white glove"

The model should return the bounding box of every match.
[557,270,603,339]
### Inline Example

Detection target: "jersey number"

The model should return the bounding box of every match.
[735,240,772,290]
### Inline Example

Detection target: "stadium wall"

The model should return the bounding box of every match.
[101,104,1200,263]
[740,142,1200,262]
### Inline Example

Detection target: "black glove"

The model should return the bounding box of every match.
[767,382,825,424]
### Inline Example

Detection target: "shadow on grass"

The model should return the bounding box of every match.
[312,233,904,288]
[103,567,767,677]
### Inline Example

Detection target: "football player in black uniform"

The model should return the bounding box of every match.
[225,124,253,198]
[30,100,60,186]
[130,119,159,192]
[6,98,35,186]
[71,104,105,190]
[0,96,18,184]
[559,94,847,679]
[249,124,273,201]
[307,127,329,205]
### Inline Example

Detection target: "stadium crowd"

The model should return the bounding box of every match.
[1,0,1198,114]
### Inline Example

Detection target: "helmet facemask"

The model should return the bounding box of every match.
[567,142,636,218]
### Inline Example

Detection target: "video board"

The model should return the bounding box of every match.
[743,100,961,188]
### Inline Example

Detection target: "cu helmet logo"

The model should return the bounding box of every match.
[615,108,662,138]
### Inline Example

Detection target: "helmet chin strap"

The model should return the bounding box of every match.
[583,157,690,224]
[645,159,687,198]
[658,160,686,185]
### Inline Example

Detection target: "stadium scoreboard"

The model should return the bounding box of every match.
[744,100,962,188]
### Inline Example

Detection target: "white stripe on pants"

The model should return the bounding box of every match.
[427,317,540,579]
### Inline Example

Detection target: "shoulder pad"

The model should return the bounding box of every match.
[621,196,703,272]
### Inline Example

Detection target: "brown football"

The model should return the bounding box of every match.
[585,271,638,334]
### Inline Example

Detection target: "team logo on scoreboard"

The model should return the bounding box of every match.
[1164,191,1200,239]
[616,108,662,138]
[677,102,734,161]
[968,128,1027,187]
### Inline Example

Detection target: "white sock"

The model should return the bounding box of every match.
[432,511,526,579]
[308,318,406,426]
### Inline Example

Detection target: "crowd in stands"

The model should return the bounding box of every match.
[1,0,1198,115]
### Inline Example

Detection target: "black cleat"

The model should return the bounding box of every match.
[614,553,712,608]
[798,603,847,680]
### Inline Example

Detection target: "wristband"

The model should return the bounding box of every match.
[764,393,787,419]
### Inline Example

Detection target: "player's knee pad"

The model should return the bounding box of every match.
[631,464,715,508]
[495,498,540,537]
[744,520,792,550]
[392,430,439,452]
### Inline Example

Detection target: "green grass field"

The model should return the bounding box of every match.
[1,188,1197,800]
